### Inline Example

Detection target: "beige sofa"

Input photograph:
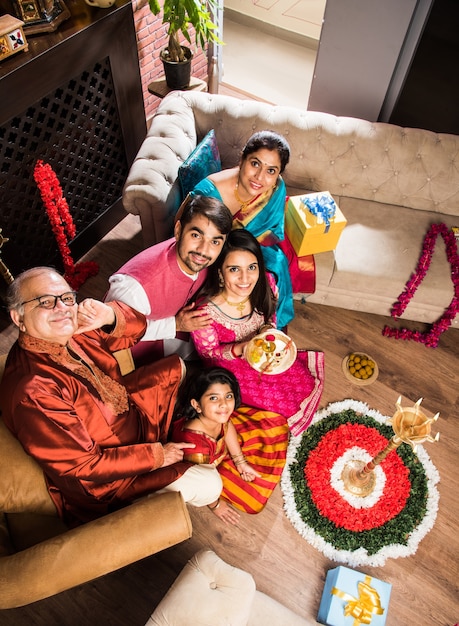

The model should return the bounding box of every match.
[123,91,459,326]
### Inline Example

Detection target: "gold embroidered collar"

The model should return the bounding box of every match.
[19,333,129,416]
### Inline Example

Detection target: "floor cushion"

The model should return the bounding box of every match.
[145,549,310,626]
[146,549,256,626]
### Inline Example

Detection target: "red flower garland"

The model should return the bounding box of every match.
[33,160,99,290]
[382,223,459,348]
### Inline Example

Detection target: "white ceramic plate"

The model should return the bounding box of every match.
[244,329,297,375]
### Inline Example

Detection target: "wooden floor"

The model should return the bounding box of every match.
[0,212,457,625]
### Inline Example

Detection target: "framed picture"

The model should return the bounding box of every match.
[17,0,41,21]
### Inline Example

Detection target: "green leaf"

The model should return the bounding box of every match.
[149,0,161,15]
[149,0,223,51]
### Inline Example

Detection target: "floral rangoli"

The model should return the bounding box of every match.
[281,400,440,567]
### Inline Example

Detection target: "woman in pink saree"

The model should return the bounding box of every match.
[191,230,324,436]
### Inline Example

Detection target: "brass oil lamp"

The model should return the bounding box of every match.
[341,397,440,497]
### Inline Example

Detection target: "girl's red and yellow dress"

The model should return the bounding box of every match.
[171,410,289,514]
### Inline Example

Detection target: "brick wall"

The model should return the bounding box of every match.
[132,0,207,121]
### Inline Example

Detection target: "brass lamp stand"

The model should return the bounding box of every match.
[341,397,440,497]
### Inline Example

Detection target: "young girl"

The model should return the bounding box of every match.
[171,367,261,524]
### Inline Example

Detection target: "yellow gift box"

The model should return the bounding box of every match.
[285,192,347,256]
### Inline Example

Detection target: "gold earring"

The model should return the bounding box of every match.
[218,272,224,288]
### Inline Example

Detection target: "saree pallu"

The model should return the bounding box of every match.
[279,236,316,294]
[218,405,289,514]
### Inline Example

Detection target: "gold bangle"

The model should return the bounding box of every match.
[208,499,221,511]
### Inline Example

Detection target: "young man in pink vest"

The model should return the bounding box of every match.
[106,195,233,365]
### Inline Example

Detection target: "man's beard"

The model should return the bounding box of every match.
[181,251,212,273]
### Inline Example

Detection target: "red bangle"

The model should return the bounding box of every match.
[230,345,239,358]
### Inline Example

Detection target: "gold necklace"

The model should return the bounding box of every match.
[234,183,255,211]
[223,294,250,313]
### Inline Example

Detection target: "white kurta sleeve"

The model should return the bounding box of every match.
[106,274,176,340]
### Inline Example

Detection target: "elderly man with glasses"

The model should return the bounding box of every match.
[0,267,222,527]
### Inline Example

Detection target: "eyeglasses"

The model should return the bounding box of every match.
[21,291,78,310]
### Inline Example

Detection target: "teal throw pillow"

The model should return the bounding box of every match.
[178,129,221,199]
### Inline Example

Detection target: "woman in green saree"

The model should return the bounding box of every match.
[192,130,294,329]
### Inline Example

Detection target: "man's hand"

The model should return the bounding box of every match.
[75,299,116,334]
[161,442,195,467]
[175,302,211,332]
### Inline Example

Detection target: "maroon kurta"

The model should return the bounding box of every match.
[0,301,190,525]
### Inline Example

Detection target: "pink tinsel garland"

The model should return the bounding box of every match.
[33,160,99,290]
[382,223,459,348]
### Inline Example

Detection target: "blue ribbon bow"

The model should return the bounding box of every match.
[302,193,336,233]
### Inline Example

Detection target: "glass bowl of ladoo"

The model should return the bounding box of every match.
[244,329,297,375]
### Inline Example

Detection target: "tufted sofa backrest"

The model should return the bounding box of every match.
[152,91,459,217]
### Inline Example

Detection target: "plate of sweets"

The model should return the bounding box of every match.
[244,329,297,375]
[342,352,379,386]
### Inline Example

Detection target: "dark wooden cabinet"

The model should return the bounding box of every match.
[0,0,146,277]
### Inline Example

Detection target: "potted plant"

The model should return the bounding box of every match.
[149,0,223,90]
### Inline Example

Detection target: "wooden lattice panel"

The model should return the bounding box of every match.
[0,57,127,276]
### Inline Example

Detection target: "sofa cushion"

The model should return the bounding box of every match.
[306,197,459,324]
[0,355,56,516]
[178,129,221,200]
[0,419,57,516]
[146,548,310,626]
[146,548,256,626]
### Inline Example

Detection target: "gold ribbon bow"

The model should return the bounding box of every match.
[332,575,385,626]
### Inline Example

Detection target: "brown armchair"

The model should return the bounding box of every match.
[0,355,192,609]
